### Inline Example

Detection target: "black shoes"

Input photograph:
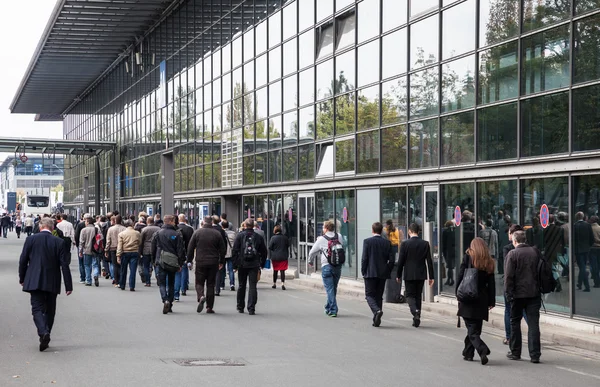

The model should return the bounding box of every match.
[230,286,236,291]
[282,285,286,290]
[248,310,256,315]
[94,276,99,287]
[481,354,489,366]
[197,297,206,313]
[163,301,170,314]
[412,312,421,328]
[463,356,473,361]
[181,291,187,296]
[373,310,383,327]
[272,284,276,289]
[85,283,92,287]
[39,334,50,352]
[506,352,521,361]
[206,308,215,314]
[530,358,540,364]
[237,308,244,313]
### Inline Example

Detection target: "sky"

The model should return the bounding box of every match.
[0,1,62,159]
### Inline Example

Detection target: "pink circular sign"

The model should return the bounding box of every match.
[342,207,348,223]
[288,208,293,222]
[540,204,549,229]
[454,206,462,226]
[247,209,251,219]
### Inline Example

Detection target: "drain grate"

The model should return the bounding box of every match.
[171,358,246,367]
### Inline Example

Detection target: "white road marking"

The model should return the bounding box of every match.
[427,332,463,343]
[555,366,600,380]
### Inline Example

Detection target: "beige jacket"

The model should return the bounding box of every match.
[592,223,600,248]
[106,224,126,251]
[117,227,141,257]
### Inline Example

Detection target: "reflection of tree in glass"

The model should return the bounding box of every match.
[523,0,570,31]
[573,13,600,84]
[481,0,519,46]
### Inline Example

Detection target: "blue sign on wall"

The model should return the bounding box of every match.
[34,164,43,173]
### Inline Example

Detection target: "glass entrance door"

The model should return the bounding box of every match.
[298,193,315,276]
[423,185,439,298]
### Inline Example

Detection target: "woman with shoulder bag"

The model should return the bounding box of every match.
[269,225,290,290]
[456,237,496,365]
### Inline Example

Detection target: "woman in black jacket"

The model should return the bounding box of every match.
[269,225,290,290]
[456,237,496,365]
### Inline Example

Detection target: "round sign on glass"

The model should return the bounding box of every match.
[454,206,462,227]
[288,208,293,222]
[540,204,549,229]
[342,207,348,223]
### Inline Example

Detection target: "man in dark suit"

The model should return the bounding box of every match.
[396,223,434,328]
[362,222,394,327]
[19,217,73,352]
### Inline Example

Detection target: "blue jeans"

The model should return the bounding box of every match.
[576,253,590,290]
[78,255,86,282]
[142,255,152,285]
[504,294,528,340]
[174,264,189,299]
[83,254,99,284]
[226,259,235,287]
[322,264,342,315]
[157,265,176,303]
[120,252,139,290]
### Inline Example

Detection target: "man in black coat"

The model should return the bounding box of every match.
[176,214,194,297]
[18,217,73,352]
[573,211,594,292]
[396,223,435,328]
[1,213,11,238]
[361,222,394,327]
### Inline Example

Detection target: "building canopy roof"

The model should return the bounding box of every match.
[10,0,175,117]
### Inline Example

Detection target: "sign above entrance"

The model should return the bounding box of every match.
[540,204,549,229]
[454,206,462,227]
[342,207,348,223]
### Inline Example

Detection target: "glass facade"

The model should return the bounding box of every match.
[59,0,600,321]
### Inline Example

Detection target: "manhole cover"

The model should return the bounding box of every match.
[172,358,246,367]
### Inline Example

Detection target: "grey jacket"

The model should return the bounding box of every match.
[140,225,161,256]
[79,224,96,255]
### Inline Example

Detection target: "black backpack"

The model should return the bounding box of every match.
[243,233,258,261]
[537,249,556,294]
[324,235,346,266]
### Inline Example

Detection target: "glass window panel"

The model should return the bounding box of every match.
[244,155,255,185]
[383,29,407,79]
[299,144,315,179]
[283,74,298,111]
[222,43,232,74]
[411,0,438,18]
[269,81,282,115]
[357,85,380,131]
[336,12,356,51]
[317,0,334,22]
[442,0,475,60]
[233,67,243,97]
[410,66,439,119]
[256,120,268,152]
[244,28,254,63]
[299,105,315,143]
[256,87,268,120]
[521,25,570,95]
[576,0,600,14]
[283,147,298,181]
[357,130,379,173]
[283,1,298,40]
[233,35,243,69]
[477,102,518,161]
[317,99,334,139]
[256,54,268,87]
[222,73,231,102]
[269,46,282,81]
[336,137,355,173]
[213,78,221,106]
[523,0,571,32]
[335,50,355,94]
[299,30,315,68]
[243,61,254,92]
[382,77,408,125]
[358,40,379,87]
[478,41,519,104]
[299,67,315,106]
[316,23,335,61]
[269,150,282,182]
[243,94,254,124]
[337,0,354,11]
[573,84,600,152]
[336,189,356,277]
[358,0,380,43]
[522,177,569,313]
[381,186,408,244]
[213,49,221,79]
[203,83,212,111]
[317,59,334,100]
[283,39,298,76]
[316,142,335,177]
[204,55,212,85]
[269,11,282,49]
[409,118,439,169]
[521,92,569,157]
[299,0,315,31]
[283,110,298,145]
[256,21,268,54]
[574,14,600,84]
[223,102,232,131]
[410,14,439,70]
[255,153,266,184]
[441,111,475,166]
[442,55,476,113]
[335,93,355,136]
[383,0,408,32]
[479,0,519,47]
[381,125,407,171]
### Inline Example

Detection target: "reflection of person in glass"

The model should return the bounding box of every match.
[573,212,594,292]
[462,210,475,255]
[526,216,544,251]
[543,214,564,292]
[590,216,600,288]
[497,214,511,275]
[383,219,403,261]
[442,221,456,286]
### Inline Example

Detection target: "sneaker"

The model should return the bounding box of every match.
[163,301,170,315]
[281,285,286,290]
[329,313,337,318]
[530,358,540,364]
[413,312,421,328]
[79,280,85,284]
[506,352,521,361]
[181,291,186,296]
[94,276,99,287]
[174,298,179,302]
[373,310,383,327]
[230,286,235,291]
[85,283,92,287]
[197,297,206,313]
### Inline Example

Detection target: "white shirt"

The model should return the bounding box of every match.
[309,231,344,268]
[56,219,75,239]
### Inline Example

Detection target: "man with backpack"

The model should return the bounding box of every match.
[504,230,544,363]
[309,220,345,318]
[79,216,100,287]
[231,219,267,315]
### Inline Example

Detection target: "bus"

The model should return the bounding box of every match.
[23,195,51,217]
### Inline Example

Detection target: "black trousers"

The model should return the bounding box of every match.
[196,265,219,309]
[463,318,490,358]
[364,278,386,314]
[510,296,541,359]
[237,267,259,312]
[404,280,425,317]
[273,270,286,283]
[30,290,58,337]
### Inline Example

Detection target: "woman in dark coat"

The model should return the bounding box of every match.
[442,221,456,286]
[456,237,496,365]
[269,225,290,290]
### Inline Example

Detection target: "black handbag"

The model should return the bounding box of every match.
[456,257,478,303]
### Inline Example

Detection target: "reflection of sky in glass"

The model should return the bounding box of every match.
[298,0,314,31]
[256,54,267,87]
[283,2,297,41]
[410,0,438,18]
[269,11,281,49]
[336,50,355,94]
[358,40,379,87]
[317,59,334,100]
[443,0,475,60]
[299,68,314,106]
[383,28,407,79]
[283,75,297,111]
[358,0,380,42]
[269,81,282,115]
[383,0,408,32]
[299,106,314,142]
[269,46,282,81]
[410,15,438,70]
[256,87,268,120]
[317,0,334,22]
[479,0,519,47]
[299,30,314,69]
[243,29,254,62]
[283,39,297,76]
[442,55,476,113]
[256,21,267,54]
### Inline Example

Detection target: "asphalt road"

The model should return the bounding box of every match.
[1,231,600,387]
